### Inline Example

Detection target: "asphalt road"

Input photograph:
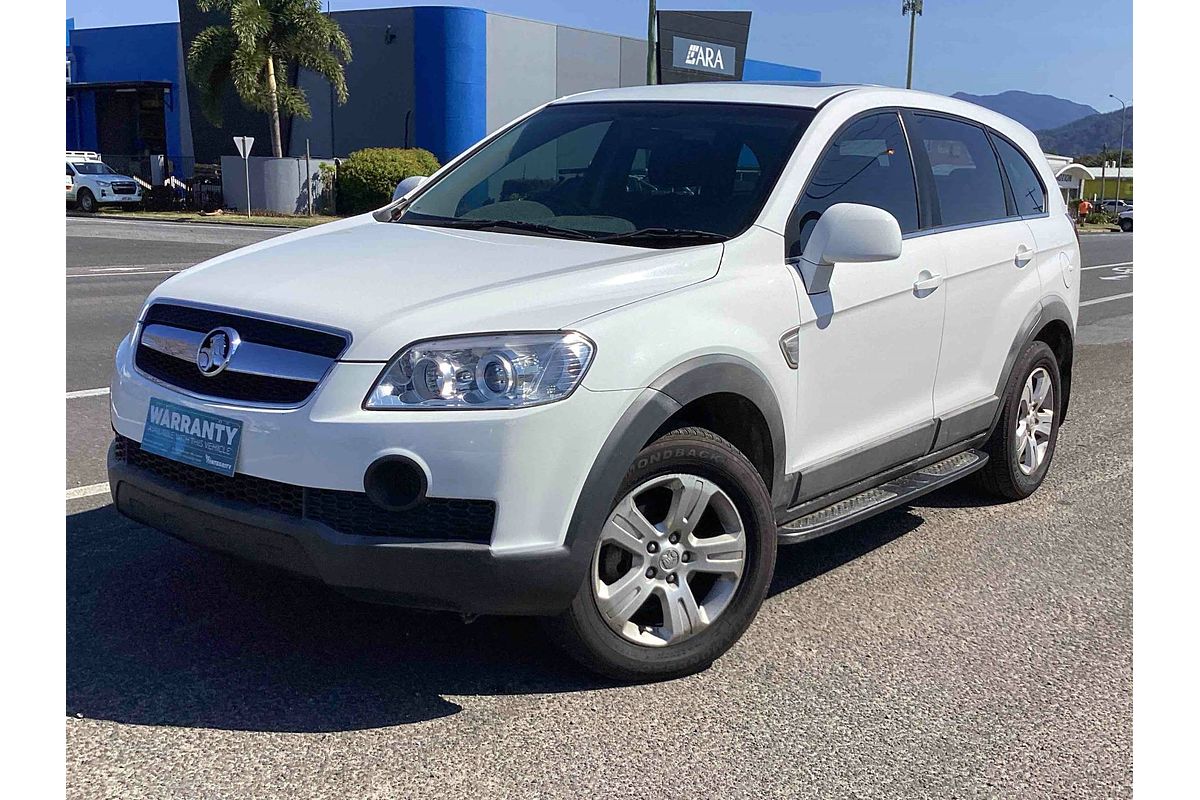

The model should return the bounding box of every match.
[65,218,1132,798]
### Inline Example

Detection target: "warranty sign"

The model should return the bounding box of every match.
[141,398,243,476]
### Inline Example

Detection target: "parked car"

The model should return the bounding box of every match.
[1100,199,1132,215]
[66,151,142,212]
[1118,209,1133,232]
[107,84,1079,680]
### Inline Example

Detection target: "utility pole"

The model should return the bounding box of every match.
[647,1,658,85]
[903,1,923,89]
[1099,144,1108,206]
[1110,94,1128,204]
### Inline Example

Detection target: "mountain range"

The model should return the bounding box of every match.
[952,90,1131,157]
[951,90,1098,133]
[1033,107,1133,158]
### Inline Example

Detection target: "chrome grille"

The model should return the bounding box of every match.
[134,303,350,407]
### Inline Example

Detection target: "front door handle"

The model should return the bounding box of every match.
[913,270,943,294]
[1015,245,1034,266]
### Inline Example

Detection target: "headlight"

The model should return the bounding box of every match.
[96,180,112,187]
[364,332,595,410]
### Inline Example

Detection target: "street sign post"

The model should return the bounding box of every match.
[233,136,255,218]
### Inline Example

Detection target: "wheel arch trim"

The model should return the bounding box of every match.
[563,355,789,587]
[648,355,789,507]
[988,297,1076,436]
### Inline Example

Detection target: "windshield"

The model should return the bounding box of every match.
[397,101,815,246]
[71,162,117,175]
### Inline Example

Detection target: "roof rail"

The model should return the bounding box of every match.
[66,150,102,161]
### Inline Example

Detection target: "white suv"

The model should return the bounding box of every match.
[108,85,1079,680]
[67,151,142,212]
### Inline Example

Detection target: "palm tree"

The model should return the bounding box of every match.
[187,0,351,158]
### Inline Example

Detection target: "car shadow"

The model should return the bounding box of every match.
[67,504,606,733]
[768,507,926,598]
[67,495,964,733]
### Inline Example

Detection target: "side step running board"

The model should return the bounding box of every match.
[778,449,988,545]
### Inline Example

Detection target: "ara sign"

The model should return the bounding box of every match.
[657,10,750,83]
[672,36,736,76]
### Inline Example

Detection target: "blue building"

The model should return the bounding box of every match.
[67,5,820,176]
[66,20,193,167]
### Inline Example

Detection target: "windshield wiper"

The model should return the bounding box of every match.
[595,227,728,247]
[403,216,598,241]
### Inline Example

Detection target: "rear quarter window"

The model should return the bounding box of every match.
[991,135,1047,216]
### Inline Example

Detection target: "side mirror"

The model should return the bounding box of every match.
[794,203,902,294]
[392,175,428,203]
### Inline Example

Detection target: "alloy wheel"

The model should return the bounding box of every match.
[591,473,746,647]
[1015,367,1054,475]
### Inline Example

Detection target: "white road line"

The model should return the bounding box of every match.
[66,483,110,501]
[1080,292,1134,307]
[68,266,192,275]
[1081,261,1133,271]
[67,269,183,279]
[66,387,109,399]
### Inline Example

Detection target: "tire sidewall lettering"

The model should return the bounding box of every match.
[636,446,725,471]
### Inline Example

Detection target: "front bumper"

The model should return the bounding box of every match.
[98,190,142,204]
[108,441,587,614]
[110,334,638,552]
[109,333,644,613]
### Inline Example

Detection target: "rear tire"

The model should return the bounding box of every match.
[77,189,97,213]
[545,426,777,681]
[1119,218,1132,232]
[977,341,1062,500]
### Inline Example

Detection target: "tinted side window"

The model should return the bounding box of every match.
[909,115,1007,227]
[789,112,918,256]
[991,134,1046,216]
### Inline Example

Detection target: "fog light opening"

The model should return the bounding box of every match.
[363,456,428,511]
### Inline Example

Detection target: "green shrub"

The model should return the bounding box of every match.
[336,147,440,215]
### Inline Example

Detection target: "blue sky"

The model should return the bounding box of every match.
[65,1,1133,112]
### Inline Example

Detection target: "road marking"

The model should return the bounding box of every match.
[1099,266,1133,282]
[1081,261,1133,271]
[66,483,110,501]
[1080,292,1134,307]
[66,387,109,399]
[67,269,183,279]
[70,262,192,273]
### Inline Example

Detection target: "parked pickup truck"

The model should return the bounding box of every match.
[67,151,142,212]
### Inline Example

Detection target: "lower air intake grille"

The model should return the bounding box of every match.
[115,436,495,543]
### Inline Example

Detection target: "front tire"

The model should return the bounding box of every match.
[546,427,777,681]
[977,341,1062,500]
[1120,218,1132,232]
[77,189,97,213]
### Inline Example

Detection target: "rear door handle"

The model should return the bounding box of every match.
[913,270,943,294]
[1015,245,1034,266]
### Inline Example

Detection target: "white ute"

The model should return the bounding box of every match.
[67,151,142,212]
[109,84,1079,680]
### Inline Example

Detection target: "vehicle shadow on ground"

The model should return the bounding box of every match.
[67,500,945,734]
